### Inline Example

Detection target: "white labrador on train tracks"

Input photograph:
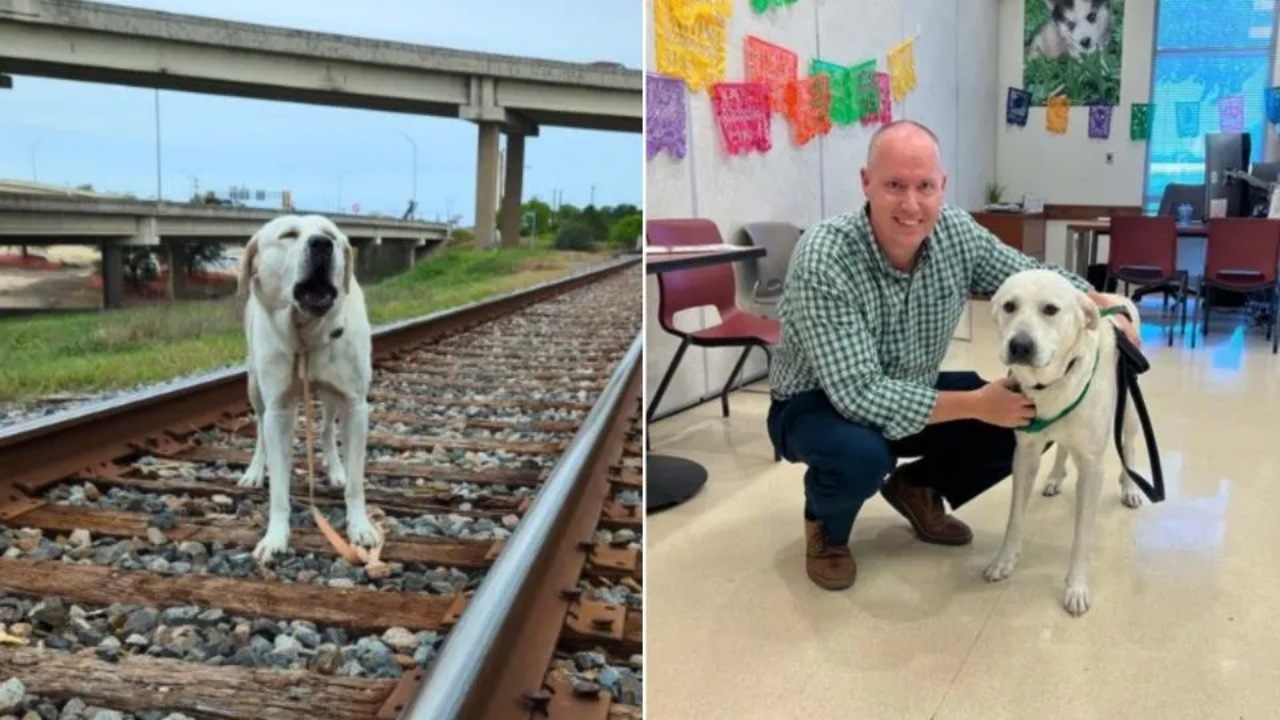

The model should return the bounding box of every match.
[984,268,1144,617]
[236,214,382,563]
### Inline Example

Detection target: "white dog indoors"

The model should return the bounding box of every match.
[236,214,382,564]
[985,269,1144,617]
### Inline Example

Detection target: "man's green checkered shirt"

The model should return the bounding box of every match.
[768,203,1092,440]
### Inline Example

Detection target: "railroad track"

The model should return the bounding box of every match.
[0,257,644,720]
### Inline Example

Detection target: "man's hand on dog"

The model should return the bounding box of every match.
[1087,290,1141,348]
[976,377,1038,428]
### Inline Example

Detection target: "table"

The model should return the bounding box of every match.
[644,244,767,513]
[972,211,1047,261]
[1064,218,1207,277]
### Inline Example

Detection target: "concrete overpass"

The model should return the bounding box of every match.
[0,189,450,308]
[0,0,643,248]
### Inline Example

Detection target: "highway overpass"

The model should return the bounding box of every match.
[0,0,643,248]
[0,188,449,308]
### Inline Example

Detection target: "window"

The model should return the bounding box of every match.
[1143,0,1277,213]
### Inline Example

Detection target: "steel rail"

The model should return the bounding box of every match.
[0,255,639,508]
[400,332,642,720]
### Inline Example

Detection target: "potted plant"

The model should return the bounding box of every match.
[984,181,1006,205]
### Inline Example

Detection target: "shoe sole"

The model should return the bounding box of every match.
[881,491,973,546]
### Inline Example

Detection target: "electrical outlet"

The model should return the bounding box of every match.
[1105,151,1114,164]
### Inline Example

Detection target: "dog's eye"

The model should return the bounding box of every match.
[1002,301,1017,313]
[1086,11,1096,21]
[279,230,299,240]
[1067,20,1077,30]
[1042,304,1060,317]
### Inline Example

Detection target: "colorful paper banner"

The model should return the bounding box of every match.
[646,73,688,159]
[783,74,832,146]
[1006,88,1031,126]
[1046,95,1070,134]
[652,0,731,93]
[1130,103,1154,140]
[745,36,798,113]
[887,38,917,101]
[1088,105,1112,139]
[1175,101,1200,138]
[711,82,773,155]
[1219,95,1244,133]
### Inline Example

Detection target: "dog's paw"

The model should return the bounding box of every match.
[326,461,348,489]
[347,514,382,549]
[238,463,265,489]
[983,552,1019,582]
[1042,479,1063,497]
[252,526,290,564]
[1120,486,1143,509]
[1062,583,1092,616]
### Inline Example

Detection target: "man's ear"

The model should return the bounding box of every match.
[1078,291,1100,331]
[237,233,259,300]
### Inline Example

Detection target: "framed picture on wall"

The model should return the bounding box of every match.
[1022,0,1125,106]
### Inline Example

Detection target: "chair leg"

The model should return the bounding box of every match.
[720,346,753,418]
[645,337,690,449]
[1190,287,1201,349]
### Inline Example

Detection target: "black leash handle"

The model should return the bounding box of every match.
[1112,330,1166,503]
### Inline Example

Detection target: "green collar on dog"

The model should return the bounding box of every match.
[1019,306,1126,434]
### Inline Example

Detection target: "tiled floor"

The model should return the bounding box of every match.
[644,297,1280,719]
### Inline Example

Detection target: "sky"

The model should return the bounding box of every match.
[0,0,642,226]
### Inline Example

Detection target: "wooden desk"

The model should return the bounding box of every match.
[972,211,1047,261]
[1065,219,1208,277]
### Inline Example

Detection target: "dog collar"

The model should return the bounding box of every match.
[1019,306,1126,434]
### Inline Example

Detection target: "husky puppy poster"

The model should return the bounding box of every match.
[1024,0,1125,106]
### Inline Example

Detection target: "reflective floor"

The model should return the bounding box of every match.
[644,298,1280,719]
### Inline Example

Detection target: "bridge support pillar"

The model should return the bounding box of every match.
[165,241,189,300]
[473,122,501,250]
[500,132,527,249]
[100,243,125,310]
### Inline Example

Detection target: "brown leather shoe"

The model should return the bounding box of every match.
[805,519,856,589]
[880,469,973,546]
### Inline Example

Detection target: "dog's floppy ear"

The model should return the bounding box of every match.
[343,242,355,294]
[1077,291,1100,331]
[237,233,260,299]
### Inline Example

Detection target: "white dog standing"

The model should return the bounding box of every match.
[236,214,382,563]
[984,269,1144,617]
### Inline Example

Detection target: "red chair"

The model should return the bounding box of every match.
[1194,217,1280,353]
[1106,215,1189,347]
[646,218,782,427]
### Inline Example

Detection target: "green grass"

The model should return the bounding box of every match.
[0,247,615,404]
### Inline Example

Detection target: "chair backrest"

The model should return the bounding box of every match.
[738,221,803,303]
[1204,217,1280,287]
[1107,215,1178,281]
[1157,183,1206,221]
[646,218,738,333]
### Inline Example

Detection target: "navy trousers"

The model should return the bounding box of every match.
[765,371,1017,545]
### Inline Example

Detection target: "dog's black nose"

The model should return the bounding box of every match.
[1007,334,1036,364]
[308,235,332,254]
[1080,37,1092,48]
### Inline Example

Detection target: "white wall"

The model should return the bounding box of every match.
[644,0,1000,418]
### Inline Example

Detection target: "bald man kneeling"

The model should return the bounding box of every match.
[764,120,1136,590]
